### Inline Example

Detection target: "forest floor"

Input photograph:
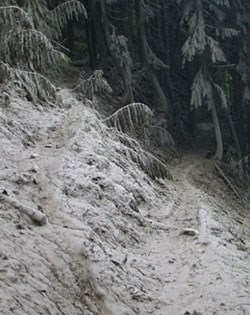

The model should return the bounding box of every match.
[0,89,249,315]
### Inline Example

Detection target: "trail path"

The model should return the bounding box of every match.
[133,154,250,315]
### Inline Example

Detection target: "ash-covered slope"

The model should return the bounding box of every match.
[1,89,250,315]
[0,90,170,315]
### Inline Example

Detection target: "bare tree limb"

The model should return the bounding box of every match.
[0,193,47,226]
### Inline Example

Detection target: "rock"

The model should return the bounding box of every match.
[30,153,39,159]
[30,165,39,173]
[181,228,199,236]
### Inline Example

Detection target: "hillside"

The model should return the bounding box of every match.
[0,89,249,315]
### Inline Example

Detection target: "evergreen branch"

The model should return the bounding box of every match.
[213,83,228,108]
[50,0,87,37]
[0,5,32,28]
[146,125,175,148]
[73,70,112,99]
[0,62,57,103]
[206,35,226,63]
[4,29,66,70]
[104,103,153,133]
[117,133,172,180]
[191,66,214,109]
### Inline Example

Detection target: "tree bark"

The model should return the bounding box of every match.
[211,103,223,160]
[85,0,97,68]
[225,108,242,158]
[100,0,133,104]
[135,0,169,114]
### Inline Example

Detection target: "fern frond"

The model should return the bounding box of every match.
[104,103,153,133]
[117,133,172,180]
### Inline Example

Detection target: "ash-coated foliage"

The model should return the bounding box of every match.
[117,132,172,180]
[0,5,32,28]
[226,149,250,186]
[191,67,214,109]
[110,33,132,81]
[0,0,86,102]
[104,102,175,149]
[0,62,57,103]
[104,103,172,179]
[4,29,65,71]
[104,103,153,133]
[73,70,112,100]
[25,0,87,39]
[181,0,242,112]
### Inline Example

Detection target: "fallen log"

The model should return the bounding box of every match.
[0,192,47,226]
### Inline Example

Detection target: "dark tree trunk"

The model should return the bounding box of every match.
[135,0,169,115]
[212,103,223,160]
[100,0,133,104]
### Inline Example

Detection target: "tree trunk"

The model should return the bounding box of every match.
[121,0,133,55]
[135,0,169,114]
[100,0,133,104]
[211,103,223,160]
[85,1,96,68]
[225,108,242,158]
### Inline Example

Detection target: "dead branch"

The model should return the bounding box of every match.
[215,163,243,203]
[0,193,47,225]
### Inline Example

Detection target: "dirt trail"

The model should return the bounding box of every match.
[0,92,249,315]
[134,154,250,315]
